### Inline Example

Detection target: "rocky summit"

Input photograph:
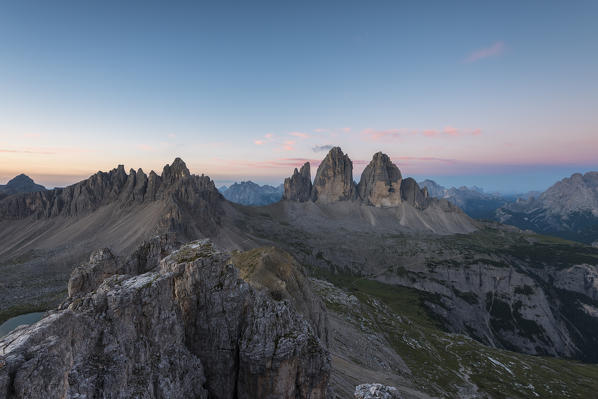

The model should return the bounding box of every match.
[0,238,330,399]
[0,174,46,200]
[357,152,402,207]
[283,162,312,202]
[311,147,357,203]
[283,147,434,210]
[496,171,598,243]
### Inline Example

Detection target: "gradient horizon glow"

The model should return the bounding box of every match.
[1,1,597,193]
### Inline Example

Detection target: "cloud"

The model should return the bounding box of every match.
[471,128,482,136]
[313,128,328,133]
[168,133,176,139]
[289,131,309,139]
[312,144,334,152]
[422,129,438,137]
[464,41,505,63]
[341,127,351,133]
[443,126,460,137]
[282,140,295,151]
[254,133,275,145]
[0,148,55,154]
[362,128,404,141]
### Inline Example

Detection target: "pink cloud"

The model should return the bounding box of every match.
[464,41,505,63]
[362,128,404,141]
[443,126,460,137]
[313,128,328,133]
[282,140,296,151]
[0,148,55,154]
[471,128,482,136]
[289,131,309,139]
[422,129,438,137]
[341,127,351,133]
[254,133,275,145]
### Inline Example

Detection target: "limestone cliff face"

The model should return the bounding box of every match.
[283,162,312,202]
[357,152,402,207]
[0,239,330,399]
[311,147,357,203]
[400,178,429,209]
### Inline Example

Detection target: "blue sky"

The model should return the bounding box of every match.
[1,1,597,193]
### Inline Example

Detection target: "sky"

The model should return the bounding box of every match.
[1,1,597,193]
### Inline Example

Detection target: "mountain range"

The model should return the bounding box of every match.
[496,172,598,244]
[0,173,46,200]
[2,148,598,398]
[219,181,283,206]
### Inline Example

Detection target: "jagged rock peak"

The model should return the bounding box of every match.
[0,158,221,221]
[311,147,357,203]
[283,162,312,202]
[162,157,191,184]
[358,152,402,207]
[400,177,429,209]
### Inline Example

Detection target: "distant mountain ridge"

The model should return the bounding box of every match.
[419,179,512,219]
[496,171,598,243]
[219,181,283,206]
[0,174,46,200]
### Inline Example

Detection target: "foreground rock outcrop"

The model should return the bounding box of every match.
[0,239,330,399]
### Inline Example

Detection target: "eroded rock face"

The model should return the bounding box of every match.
[0,240,330,399]
[357,152,402,207]
[0,158,223,230]
[354,383,402,399]
[311,147,356,203]
[67,233,178,297]
[400,178,429,209]
[283,162,312,202]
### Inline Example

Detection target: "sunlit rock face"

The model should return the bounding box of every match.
[358,152,403,207]
[311,147,357,203]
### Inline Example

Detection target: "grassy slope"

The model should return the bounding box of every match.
[313,268,598,399]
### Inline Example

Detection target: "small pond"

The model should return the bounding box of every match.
[0,312,45,338]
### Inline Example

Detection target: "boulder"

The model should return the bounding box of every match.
[354,383,402,399]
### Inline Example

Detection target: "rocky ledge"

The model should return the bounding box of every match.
[0,238,330,399]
